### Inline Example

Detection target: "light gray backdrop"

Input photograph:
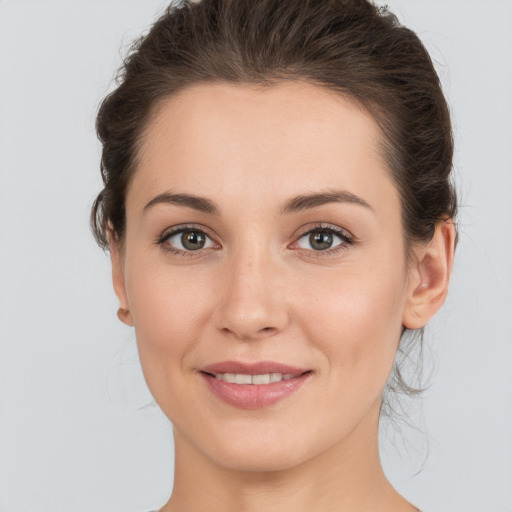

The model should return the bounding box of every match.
[0,1,511,511]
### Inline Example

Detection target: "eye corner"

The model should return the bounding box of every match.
[156,224,221,256]
[290,223,355,256]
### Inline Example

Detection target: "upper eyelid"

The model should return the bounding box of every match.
[157,223,354,249]
[294,223,354,241]
[157,225,219,255]
[160,223,215,240]
[158,226,219,256]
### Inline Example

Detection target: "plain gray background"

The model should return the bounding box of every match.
[0,1,511,511]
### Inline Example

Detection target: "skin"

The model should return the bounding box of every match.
[110,81,455,512]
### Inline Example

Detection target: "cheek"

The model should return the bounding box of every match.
[123,256,214,399]
[297,261,407,379]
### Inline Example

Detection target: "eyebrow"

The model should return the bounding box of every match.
[279,190,373,214]
[143,192,219,215]
[143,189,372,216]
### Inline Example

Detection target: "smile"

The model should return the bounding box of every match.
[211,372,297,384]
[199,362,312,409]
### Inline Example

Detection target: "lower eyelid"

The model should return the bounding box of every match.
[294,226,353,248]
[166,231,216,248]
[157,225,353,256]
[296,231,345,247]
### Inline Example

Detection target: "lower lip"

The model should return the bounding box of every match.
[201,372,311,410]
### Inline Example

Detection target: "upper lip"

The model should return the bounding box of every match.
[200,361,310,376]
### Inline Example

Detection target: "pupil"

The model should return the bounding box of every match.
[310,231,332,250]
[182,231,205,250]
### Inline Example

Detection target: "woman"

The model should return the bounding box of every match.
[91,0,456,510]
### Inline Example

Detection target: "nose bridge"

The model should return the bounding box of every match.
[215,240,288,340]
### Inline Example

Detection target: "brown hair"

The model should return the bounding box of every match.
[91,0,457,400]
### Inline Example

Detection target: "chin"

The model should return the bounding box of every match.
[190,422,323,474]
[210,445,308,474]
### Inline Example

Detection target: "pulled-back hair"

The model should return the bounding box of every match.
[91,0,456,250]
[91,0,457,402]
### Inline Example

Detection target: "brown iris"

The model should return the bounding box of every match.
[181,230,206,250]
[309,231,333,250]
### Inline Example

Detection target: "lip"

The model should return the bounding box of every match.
[201,360,309,375]
[199,360,312,410]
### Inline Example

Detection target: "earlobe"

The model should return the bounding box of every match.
[109,231,134,327]
[402,219,456,330]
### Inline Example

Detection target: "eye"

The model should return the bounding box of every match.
[295,226,351,252]
[162,228,216,252]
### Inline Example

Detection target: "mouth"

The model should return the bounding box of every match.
[205,372,301,384]
[199,361,312,409]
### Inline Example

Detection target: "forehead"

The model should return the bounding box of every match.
[130,81,396,214]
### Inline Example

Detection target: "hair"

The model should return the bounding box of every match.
[91,0,457,401]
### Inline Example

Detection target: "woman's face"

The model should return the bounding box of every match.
[113,81,421,471]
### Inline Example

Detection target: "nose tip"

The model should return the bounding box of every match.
[214,257,289,341]
[219,316,281,341]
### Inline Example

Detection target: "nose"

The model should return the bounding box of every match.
[213,248,290,341]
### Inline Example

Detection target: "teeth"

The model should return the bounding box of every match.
[270,372,282,383]
[252,374,271,384]
[214,372,297,384]
[234,373,252,384]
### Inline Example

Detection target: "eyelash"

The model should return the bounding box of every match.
[156,223,354,257]
[156,224,217,257]
[295,224,354,256]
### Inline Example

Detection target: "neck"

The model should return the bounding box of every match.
[161,401,417,512]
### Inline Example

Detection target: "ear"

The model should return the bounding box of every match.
[109,231,134,327]
[402,219,456,330]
